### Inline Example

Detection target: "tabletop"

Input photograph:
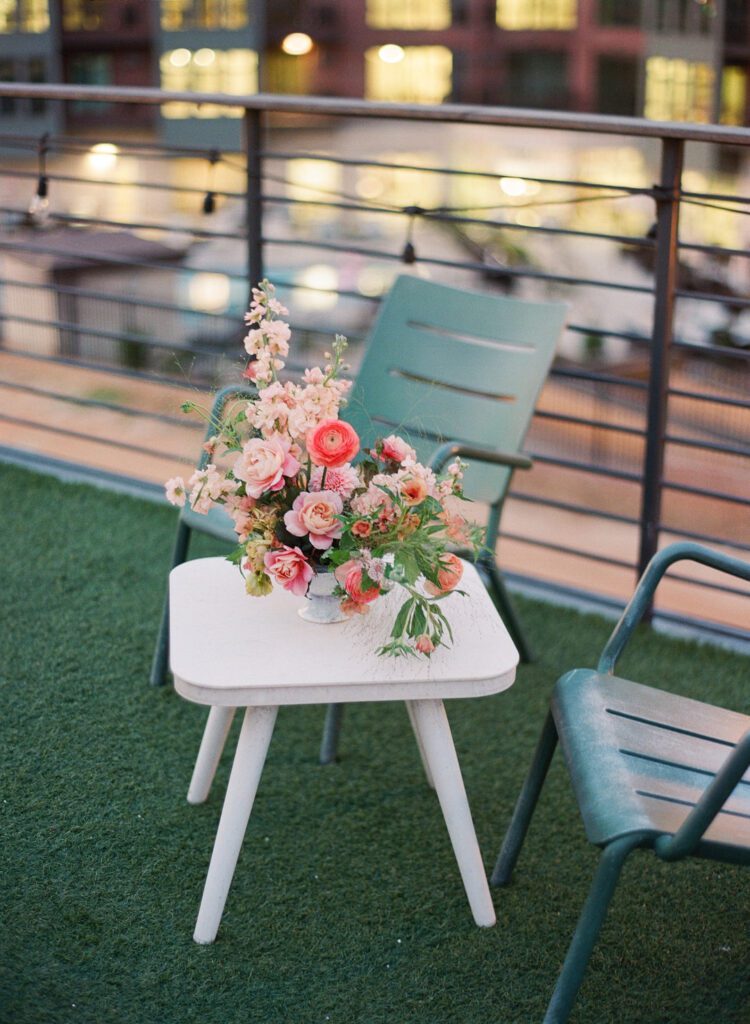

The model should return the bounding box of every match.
[170,557,518,706]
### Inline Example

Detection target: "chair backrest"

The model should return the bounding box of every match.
[179,384,256,544]
[343,274,567,505]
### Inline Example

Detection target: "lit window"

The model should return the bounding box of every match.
[160,48,258,118]
[0,0,49,32]
[264,51,312,95]
[644,56,714,123]
[366,0,451,29]
[161,0,248,30]
[721,66,746,127]
[62,0,104,29]
[365,45,452,103]
[496,0,577,30]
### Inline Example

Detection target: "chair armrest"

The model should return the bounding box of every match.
[428,441,533,474]
[598,542,750,674]
[654,726,750,861]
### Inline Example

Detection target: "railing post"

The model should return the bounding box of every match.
[243,107,263,296]
[637,136,684,593]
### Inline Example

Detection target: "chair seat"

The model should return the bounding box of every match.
[552,669,750,861]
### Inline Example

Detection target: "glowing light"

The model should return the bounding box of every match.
[86,143,120,177]
[189,273,231,314]
[193,48,216,67]
[281,32,314,56]
[378,44,405,64]
[356,174,385,200]
[499,176,527,197]
[169,48,191,68]
[296,265,339,312]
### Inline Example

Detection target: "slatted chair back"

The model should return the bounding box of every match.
[342,274,566,507]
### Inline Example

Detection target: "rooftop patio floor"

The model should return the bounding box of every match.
[2,463,748,1024]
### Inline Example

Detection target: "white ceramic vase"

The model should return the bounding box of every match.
[299,569,348,624]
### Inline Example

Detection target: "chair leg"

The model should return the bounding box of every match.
[319,703,345,765]
[485,561,533,664]
[543,833,645,1024]
[491,710,558,886]
[150,521,191,686]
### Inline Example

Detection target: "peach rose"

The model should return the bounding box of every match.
[334,559,380,605]
[400,475,428,507]
[307,419,360,468]
[234,436,300,499]
[263,545,313,597]
[425,552,464,596]
[283,490,343,550]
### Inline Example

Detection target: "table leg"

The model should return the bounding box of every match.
[405,702,435,789]
[193,705,278,944]
[187,706,236,805]
[407,699,496,928]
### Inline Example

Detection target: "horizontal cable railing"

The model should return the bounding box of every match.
[1,84,749,640]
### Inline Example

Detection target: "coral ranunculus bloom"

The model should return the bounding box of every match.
[307,419,360,468]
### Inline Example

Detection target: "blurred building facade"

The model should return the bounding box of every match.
[0,1,748,144]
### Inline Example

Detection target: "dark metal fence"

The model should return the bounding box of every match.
[1,84,749,640]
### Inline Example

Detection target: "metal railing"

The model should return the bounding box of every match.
[1,83,749,640]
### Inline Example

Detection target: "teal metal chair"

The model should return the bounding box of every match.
[319,274,566,762]
[149,384,256,686]
[492,541,750,1024]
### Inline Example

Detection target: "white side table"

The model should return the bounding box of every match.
[170,556,518,944]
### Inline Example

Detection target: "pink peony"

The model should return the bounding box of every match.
[425,552,464,596]
[233,436,300,499]
[380,434,416,464]
[284,490,343,550]
[334,559,380,606]
[264,545,313,596]
[307,419,360,468]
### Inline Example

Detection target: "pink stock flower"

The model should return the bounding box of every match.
[284,490,343,550]
[307,419,360,468]
[334,560,380,606]
[233,436,300,499]
[164,476,187,507]
[263,545,313,597]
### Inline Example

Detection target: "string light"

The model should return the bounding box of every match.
[28,133,50,227]
[203,149,219,215]
[401,205,421,264]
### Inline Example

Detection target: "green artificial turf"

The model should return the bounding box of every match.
[1,462,749,1024]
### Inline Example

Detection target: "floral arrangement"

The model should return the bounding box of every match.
[165,280,482,656]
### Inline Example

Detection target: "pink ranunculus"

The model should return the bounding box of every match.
[233,436,300,499]
[381,434,416,464]
[334,559,380,605]
[425,552,464,596]
[306,418,360,468]
[415,634,435,655]
[263,545,313,597]
[350,519,372,538]
[284,490,343,550]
